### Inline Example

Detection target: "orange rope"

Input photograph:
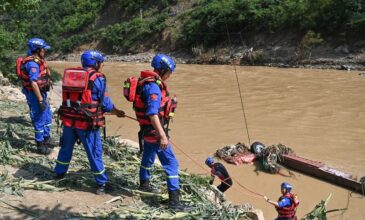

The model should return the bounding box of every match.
[170,139,264,199]
[121,115,265,199]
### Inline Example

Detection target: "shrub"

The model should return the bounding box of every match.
[299,31,324,60]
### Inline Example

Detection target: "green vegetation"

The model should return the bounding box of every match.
[299,31,324,60]
[0,0,364,83]
[179,0,364,46]
[103,13,168,53]
[304,194,347,220]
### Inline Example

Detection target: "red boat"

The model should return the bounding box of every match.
[280,153,364,194]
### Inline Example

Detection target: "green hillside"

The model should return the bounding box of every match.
[1,0,364,80]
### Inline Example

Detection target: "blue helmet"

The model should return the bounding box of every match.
[281,182,292,192]
[27,38,51,53]
[205,157,215,166]
[151,54,176,73]
[81,50,105,67]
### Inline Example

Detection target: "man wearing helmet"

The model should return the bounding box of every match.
[264,182,300,220]
[55,50,125,194]
[18,38,54,154]
[205,157,232,193]
[133,54,191,211]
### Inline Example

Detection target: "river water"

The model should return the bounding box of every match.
[50,61,365,219]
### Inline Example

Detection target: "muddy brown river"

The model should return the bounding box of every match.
[50,61,365,219]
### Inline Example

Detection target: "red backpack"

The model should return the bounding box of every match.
[123,76,138,102]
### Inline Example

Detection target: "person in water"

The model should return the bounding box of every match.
[205,157,232,193]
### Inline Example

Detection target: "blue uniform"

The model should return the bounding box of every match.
[22,61,52,142]
[54,76,114,185]
[139,82,180,191]
[278,197,292,208]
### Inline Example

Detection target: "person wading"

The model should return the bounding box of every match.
[132,54,191,211]
[16,38,55,155]
[264,182,300,220]
[205,157,233,193]
[55,50,125,194]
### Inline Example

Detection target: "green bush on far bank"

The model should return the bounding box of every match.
[179,0,363,46]
[103,12,168,53]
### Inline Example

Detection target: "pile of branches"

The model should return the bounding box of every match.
[0,99,258,219]
[303,194,347,220]
[215,142,251,158]
[260,144,294,174]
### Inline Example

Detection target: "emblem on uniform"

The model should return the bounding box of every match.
[150,94,158,100]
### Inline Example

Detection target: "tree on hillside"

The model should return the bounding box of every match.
[0,0,40,81]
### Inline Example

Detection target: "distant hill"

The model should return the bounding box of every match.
[1,0,365,75]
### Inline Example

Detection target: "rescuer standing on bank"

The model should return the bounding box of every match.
[55,50,125,194]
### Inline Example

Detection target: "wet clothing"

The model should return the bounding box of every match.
[22,60,52,142]
[210,162,232,192]
[138,80,180,191]
[54,71,114,185]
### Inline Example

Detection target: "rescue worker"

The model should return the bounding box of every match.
[264,182,300,220]
[205,157,233,193]
[54,50,125,195]
[135,54,191,211]
[19,38,54,155]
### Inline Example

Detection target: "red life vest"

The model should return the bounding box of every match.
[58,67,105,130]
[16,56,51,91]
[276,192,300,219]
[130,70,176,143]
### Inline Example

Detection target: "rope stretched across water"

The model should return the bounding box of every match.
[224,22,251,146]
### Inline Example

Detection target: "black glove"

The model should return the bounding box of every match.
[39,100,47,112]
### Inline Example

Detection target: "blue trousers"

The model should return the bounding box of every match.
[24,90,52,142]
[139,141,179,191]
[54,126,108,185]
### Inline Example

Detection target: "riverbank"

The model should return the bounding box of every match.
[49,44,365,71]
[0,73,263,219]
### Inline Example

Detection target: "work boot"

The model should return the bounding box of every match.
[54,173,65,180]
[139,179,161,194]
[36,141,51,155]
[96,183,114,195]
[44,136,57,148]
[168,190,193,212]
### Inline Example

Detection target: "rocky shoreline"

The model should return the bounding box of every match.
[49,45,365,72]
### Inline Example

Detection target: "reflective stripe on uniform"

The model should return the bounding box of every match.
[55,159,70,165]
[167,175,179,179]
[94,169,105,175]
[45,123,52,127]
[35,129,44,133]
[140,165,152,170]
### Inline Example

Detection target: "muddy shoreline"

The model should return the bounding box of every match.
[49,47,365,71]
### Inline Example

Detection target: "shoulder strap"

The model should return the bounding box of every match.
[87,70,105,90]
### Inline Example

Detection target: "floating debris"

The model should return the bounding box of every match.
[259,143,294,175]
[215,141,294,177]
[215,143,256,165]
